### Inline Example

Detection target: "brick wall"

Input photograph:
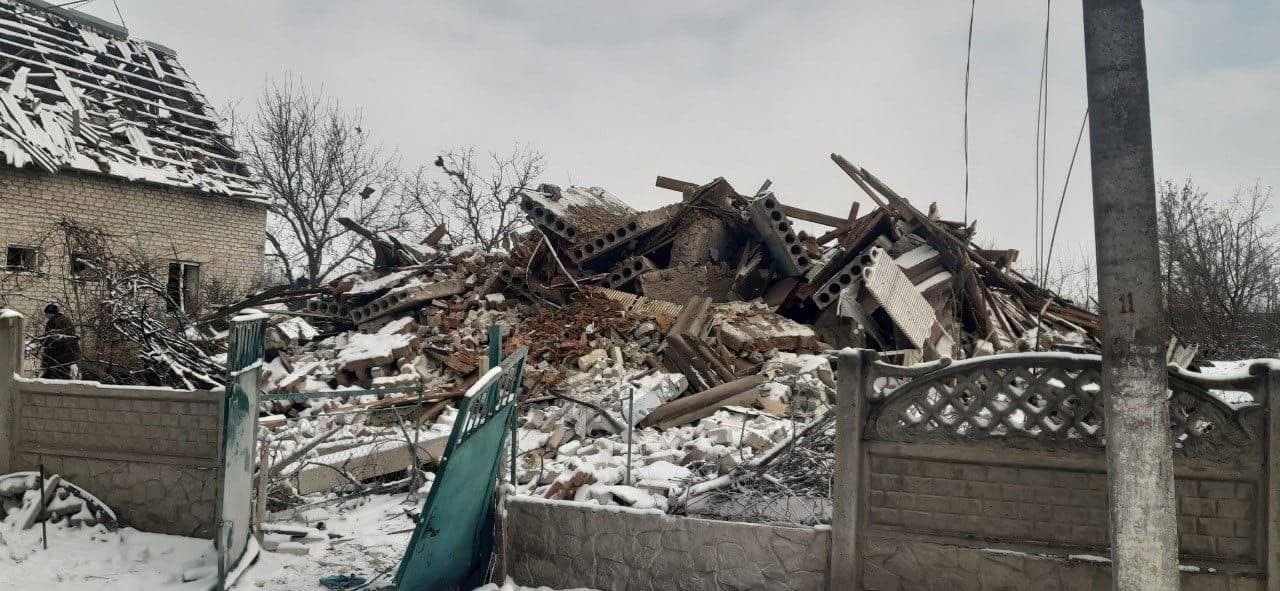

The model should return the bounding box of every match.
[7,378,223,537]
[0,166,267,321]
[867,453,1257,562]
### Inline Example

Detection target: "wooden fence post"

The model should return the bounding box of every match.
[1262,363,1280,588]
[831,348,870,590]
[0,309,24,475]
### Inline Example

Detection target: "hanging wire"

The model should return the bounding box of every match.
[1043,107,1089,276]
[962,0,976,233]
[1033,106,1088,352]
[1041,1,1051,284]
[111,0,127,29]
[52,0,98,8]
[1033,0,1052,284]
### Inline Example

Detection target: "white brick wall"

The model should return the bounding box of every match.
[0,166,268,320]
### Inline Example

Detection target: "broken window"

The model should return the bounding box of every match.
[5,245,39,272]
[166,261,201,313]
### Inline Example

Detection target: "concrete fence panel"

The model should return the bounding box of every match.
[833,349,1278,591]
[503,496,830,591]
[0,310,225,538]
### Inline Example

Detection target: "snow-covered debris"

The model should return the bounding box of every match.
[230,152,1110,520]
[1,472,213,589]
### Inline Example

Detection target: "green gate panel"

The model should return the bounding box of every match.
[217,312,267,585]
[395,347,526,591]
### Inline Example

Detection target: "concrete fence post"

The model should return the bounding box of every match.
[830,348,871,591]
[0,309,24,475]
[1262,363,1280,586]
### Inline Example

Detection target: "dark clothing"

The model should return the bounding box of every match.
[40,365,72,380]
[40,313,79,379]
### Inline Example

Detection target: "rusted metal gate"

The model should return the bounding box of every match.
[394,342,527,590]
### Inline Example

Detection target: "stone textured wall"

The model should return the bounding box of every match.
[506,496,1259,588]
[503,497,830,591]
[0,166,267,321]
[868,454,1258,562]
[8,379,222,538]
[862,534,1263,591]
[503,496,1261,590]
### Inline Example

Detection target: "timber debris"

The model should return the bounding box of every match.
[225,154,1102,513]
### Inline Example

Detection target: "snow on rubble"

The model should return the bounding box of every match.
[222,162,1107,527]
[0,472,217,590]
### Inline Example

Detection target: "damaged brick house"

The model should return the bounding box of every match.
[0,0,266,322]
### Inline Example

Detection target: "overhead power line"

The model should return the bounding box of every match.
[111,0,126,29]
[1033,0,1052,284]
[962,0,976,232]
[1043,107,1089,277]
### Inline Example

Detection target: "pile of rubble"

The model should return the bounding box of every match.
[0,472,117,531]
[241,154,1099,514]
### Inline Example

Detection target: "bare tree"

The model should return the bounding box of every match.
[245,78,408,285]
[1039,246,1099,312]
[404,145,544,250]
[0,219,225,387]
[1158,180,1279,357]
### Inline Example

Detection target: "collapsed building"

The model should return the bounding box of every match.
[231,153,1100,514]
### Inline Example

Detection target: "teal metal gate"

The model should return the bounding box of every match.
[216,311,267,588]
[395,342,527,590]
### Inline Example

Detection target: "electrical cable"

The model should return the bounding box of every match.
[962,0,976,232]
[1033,0,1052,284]
[111,0,126,29]
[1041,1,1051,284]
[1033,106,1087,353]
[1043,107,1088,278]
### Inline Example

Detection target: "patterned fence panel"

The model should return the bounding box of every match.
[830,349,1280,590]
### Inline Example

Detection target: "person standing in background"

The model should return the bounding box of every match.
[39,304,79,380]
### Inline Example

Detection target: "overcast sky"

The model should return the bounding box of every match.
[82,1,1277,271]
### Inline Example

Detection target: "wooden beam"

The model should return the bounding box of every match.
[421,224,448,247]
[831,153,890,210]
[655,176,699,199]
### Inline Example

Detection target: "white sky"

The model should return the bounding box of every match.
[80,1,1278,269]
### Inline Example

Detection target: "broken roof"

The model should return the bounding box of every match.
[0,0,265,200]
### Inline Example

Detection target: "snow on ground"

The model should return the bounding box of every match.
[235,493,418,590]
[0,518,215,590]
[474,580,598,591]
[2,490,593,591]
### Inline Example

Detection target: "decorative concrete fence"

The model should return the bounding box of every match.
[0,310,253,540]
[830,349,1280,591]
[499,350,1279,590]
[502,496,830,591]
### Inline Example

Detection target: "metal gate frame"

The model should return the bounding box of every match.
[394,344,527,590]
[215,311,267,589]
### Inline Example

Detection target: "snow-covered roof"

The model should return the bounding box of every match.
[0,0,265,200]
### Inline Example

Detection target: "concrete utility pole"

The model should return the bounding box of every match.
[1080,1,1179,589]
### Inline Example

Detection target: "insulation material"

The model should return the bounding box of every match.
[862,247,943,350]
